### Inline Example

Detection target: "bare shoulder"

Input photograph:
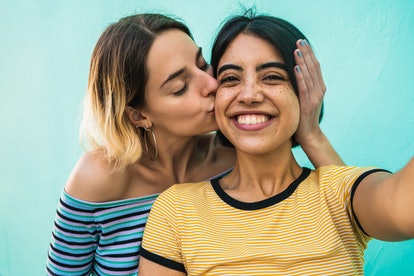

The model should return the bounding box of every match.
[65,150,131,202]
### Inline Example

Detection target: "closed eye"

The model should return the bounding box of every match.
[173,82,188,96]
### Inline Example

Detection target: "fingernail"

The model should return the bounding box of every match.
[303,39,308,46]
[300,39,306,46]
[297,50,302,57]
[295,65,301,73]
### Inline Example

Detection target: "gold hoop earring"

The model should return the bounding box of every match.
[143,127,158,161]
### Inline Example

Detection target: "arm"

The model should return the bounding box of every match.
[47,152,125,275]
[293,39,345,167]
[46,192,97,275]
[353,157,414,241]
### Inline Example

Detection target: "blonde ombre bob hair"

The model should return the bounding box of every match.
[80,14,193,171]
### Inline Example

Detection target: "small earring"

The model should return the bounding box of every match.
[143,127,158,161]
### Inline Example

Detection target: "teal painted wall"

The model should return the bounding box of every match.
[0,0,413,275]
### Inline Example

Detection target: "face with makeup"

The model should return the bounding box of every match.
[215,33,300,155]
[141,29,218,137]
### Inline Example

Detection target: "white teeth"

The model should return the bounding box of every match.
[237,114,268,125]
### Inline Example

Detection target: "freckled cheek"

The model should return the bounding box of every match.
[214,93,232,127]
[277,90,300,128]
[215,90,233,108]
[288,99,301,129]
[214,103,227,124]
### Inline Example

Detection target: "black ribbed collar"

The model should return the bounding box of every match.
[210,167,311,210]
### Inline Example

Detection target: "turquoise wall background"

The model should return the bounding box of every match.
[1,0,413,275]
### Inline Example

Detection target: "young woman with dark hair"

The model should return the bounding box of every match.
[139,13,414,276]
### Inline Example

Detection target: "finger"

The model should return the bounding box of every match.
[294,63,310,104]
[298,40,318,92]
[300,40,326,95]
[294,39,327,118]
[307,43,326,95]
[294,41,314,100]
[295,40,326,110]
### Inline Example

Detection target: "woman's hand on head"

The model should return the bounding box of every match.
[293,39,344,167]
[293,39,325,145]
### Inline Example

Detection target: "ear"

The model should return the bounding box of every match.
[125,106,152,129]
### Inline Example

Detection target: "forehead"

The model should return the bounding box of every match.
[146,29,199,82]
[219,33,283,66]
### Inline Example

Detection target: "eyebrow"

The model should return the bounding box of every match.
[160,47,203,88]
[217,61,287,76]
[217,64,242,76]
[257,62,287,71]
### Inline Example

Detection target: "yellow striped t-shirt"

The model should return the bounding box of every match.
[141,166,385,275]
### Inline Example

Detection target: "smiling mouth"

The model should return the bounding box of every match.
[235,114,270,125]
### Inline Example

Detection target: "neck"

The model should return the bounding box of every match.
[140,135,203,183]
[221,146,302,201]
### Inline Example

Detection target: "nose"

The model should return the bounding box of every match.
[238,81,264,104]
[200,66,218,97]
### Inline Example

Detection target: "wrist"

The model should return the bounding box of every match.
[296,128,325,149]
